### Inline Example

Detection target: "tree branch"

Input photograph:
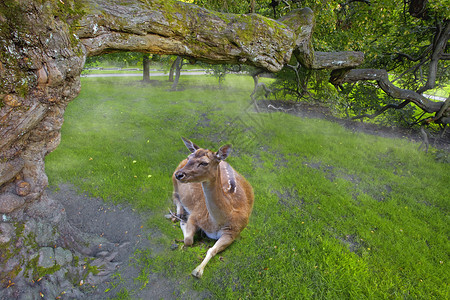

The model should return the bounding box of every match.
[426,96,450,124]
[311,51,365,70]
[77,1,364,73]
[330,68,449,124]
[391,54,429,83]
[389,44,432,62]
[351,100,410,120]
[416,21,450,94]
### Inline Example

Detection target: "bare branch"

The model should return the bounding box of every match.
[309,51,364,70]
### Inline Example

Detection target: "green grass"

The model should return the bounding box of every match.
[45,75,449,299]
[81,69,143,75]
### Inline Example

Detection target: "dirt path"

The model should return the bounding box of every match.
[47,184,207,299]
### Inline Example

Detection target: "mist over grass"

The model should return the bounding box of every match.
[45,75,449,299]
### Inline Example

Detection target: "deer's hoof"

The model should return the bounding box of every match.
[191,268,203,278]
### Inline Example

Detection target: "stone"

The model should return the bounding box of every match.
[38,247,56,269]
[0,193,25,214]
[35,221,59,246]
[54,247,73,266]
[40,280,59,300]
[0,222,14,244]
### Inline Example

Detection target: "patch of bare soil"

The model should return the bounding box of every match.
[47,184,207,300]
[257,99,450,152]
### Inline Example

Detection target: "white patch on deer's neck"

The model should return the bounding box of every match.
[224,163,236,193]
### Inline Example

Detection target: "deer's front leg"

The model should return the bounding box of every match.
[192,234,234,278]
[181,217,197,246]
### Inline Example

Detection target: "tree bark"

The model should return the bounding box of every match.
[416,21,450,94]
[169,58,177,82]
[76,2,363,72]
[143,54,151,82]
[171,56,183,91]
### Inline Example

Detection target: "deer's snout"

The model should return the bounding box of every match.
[175,171,186,181]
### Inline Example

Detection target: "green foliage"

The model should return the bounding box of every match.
[46,75,449,299]
[107,287,130,300]
[201,63,253,86]
[85,52,144,69]
[201,0,450,127]
[337,82,420,127]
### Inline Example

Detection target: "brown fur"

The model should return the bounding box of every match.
[171,138,254,277]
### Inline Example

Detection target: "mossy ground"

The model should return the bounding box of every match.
[45,75,449,299]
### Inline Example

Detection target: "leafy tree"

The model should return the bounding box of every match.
[233,0,449,131]
[328,0,449,129]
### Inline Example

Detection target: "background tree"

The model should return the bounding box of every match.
[85,52,162,82]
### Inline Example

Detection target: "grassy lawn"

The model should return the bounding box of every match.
[45,75,449,299]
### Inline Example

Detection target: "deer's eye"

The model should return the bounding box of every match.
[198,162,209,167]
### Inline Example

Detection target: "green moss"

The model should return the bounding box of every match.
[0,0,87,97]
[24,254,62,281]
[14,222,24,236]
[73,255,80,266]
[0,0,33,96]
[87,264,100,275]
[0,222,24,262]
[47,0,86,49]
[36,264,62,279]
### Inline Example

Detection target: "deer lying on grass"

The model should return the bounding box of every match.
[171,137,254,278]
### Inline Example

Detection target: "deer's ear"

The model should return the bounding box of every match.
[181,137,199,153]
[216,144,232,160]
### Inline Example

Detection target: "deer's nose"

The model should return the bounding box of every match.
[175,171,185,180]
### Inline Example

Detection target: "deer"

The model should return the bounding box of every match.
[170,137,254,278]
